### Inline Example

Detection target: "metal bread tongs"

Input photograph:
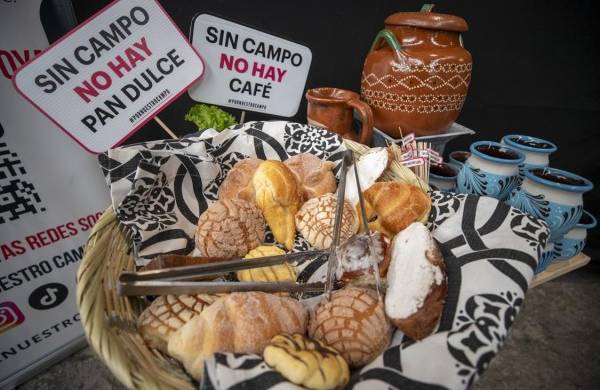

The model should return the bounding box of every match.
[117,151,355,297]
[323,150,383,300]
[117,250,326,296]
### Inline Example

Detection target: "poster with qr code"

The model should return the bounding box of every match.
[0,1,110,387]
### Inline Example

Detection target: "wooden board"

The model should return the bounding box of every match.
[530,253,591,288]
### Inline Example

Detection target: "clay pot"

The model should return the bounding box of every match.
[306,88,373,145]
[361,6,472,137]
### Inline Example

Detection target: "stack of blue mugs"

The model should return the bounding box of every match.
[431,135,595,273]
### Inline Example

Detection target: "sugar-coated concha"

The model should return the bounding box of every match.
[195,198,265,258]
[295,193,359,250]
[236,245,296,284]
[137,294,220,353]
[264,333,349,390]
[308,287,392,368]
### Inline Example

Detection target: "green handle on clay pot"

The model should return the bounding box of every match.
[369,29,402,53]
[420,4,435,12]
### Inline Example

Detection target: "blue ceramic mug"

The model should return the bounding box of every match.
[536,241,556,274]
[507,167,593,241]
[501,134,557,179]
[449,150,471,169]
[457,141,524,200]
[553,210,596,260]
[429,162,458,192]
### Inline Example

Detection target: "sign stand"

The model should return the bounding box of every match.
[239,110,246,124]
[153,116,177,139]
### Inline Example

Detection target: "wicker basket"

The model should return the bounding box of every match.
[76,139,428,389]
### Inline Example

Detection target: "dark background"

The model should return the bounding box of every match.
[58,1,600,260]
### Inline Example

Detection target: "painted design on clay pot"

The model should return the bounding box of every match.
[552,210,596,260]
[506,186,550,220]
[361,6,472,137]
[536,242,555,273]
[507,167,593,241]
[457,165,487,195]
[457,141,524,201]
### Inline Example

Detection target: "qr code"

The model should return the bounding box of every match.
[0,140,45,224]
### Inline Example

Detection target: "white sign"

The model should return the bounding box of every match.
[0,1,110,388]
[12,0,205,154]
[188,14,312,117]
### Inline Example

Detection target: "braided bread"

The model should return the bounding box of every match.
[264,333,349,390]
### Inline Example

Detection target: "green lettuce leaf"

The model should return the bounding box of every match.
[184,104,237,131]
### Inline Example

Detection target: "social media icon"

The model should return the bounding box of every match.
[0,302,25,335]
[28,283,68,310]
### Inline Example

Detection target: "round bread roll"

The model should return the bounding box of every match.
[362,182,431,237]
[195,199,265,258]
[385,222,447,340]
[137,294,220,353]
[295,193,359,250]
[308,287,392,368]
[284,153,336,201]
[218,158,263,202]
[264,333,349,390]
[168,292,307,380]
[236,245,296,284]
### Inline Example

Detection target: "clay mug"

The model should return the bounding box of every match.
[457,141,524,201]
[449,150,471,168]
[553,210,596,261]
[429,162,458,192]
[501,134,557,179]
[507,166,593,241]
[306,87,374,145]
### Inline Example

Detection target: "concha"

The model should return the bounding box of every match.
[308,287,392,368]
[295,193,359,250]
[195,198,265,258]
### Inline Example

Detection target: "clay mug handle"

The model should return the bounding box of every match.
[347,99,373,145]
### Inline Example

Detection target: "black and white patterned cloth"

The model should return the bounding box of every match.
[201,192,549,390]
[98,121,549,389]
[98,121,346,259]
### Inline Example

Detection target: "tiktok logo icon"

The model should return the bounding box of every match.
[28,283,69,310]
[0,301,25,335]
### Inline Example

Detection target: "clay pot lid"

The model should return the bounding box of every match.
[385,12,468,32]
